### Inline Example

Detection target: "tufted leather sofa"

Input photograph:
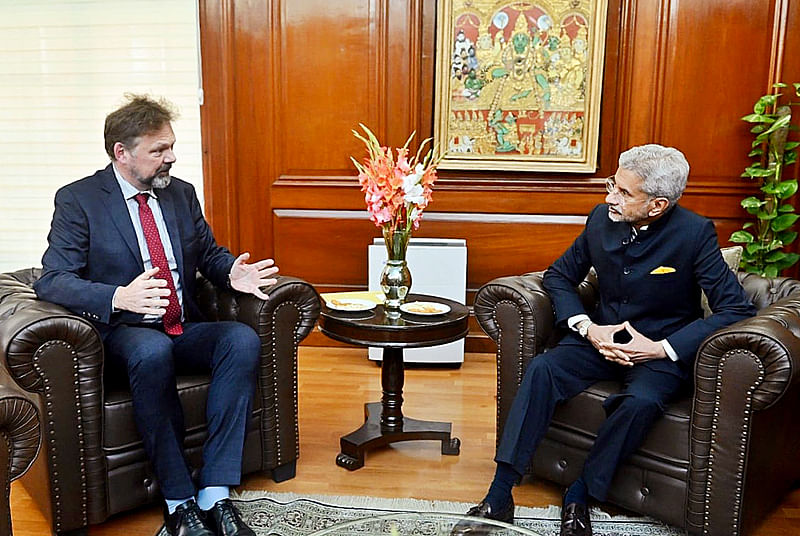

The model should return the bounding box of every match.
[0,268,320,536]
[474,271,800,536]
[0,382,41,536]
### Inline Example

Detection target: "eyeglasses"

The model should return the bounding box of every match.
[605,176,652,206]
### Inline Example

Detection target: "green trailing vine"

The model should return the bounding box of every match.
[730,83,800,277]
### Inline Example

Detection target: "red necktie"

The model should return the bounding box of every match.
[135,193,183,335]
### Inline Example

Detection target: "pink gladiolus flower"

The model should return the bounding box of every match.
[350,123,440,234]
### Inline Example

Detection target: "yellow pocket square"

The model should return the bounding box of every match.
[650,266,676,274]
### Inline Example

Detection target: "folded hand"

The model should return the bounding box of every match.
[598,321,666,365]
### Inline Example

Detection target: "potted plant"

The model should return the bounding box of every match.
[730,83,800,277]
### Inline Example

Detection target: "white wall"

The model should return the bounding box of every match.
[0,0,204,272]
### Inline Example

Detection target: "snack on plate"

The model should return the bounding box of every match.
[407,303,442,313]
[329,299,362,310]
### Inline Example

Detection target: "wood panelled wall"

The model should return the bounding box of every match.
[198,0,800,350]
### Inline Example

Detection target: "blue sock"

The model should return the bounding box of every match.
[485,462,519,511]
[166,497,194,515]
[197,486,230,511]
[564,477,588,505]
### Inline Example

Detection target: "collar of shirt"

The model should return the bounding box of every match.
[112,164,157,201]
[630,223,649,240]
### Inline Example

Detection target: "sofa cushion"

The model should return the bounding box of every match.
[103,374,261,452]
[549,380,691,472]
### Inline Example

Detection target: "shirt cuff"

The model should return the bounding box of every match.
[661,339,679,362]
[111,286,121,313]
[568,314,591,332]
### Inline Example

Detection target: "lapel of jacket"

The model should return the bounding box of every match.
[100,166,143,265]
[156,186,186,278]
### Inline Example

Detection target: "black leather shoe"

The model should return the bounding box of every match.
[165,501,215,536]
[560,497,592,536]
[450,499,515,536]
[204,498,256,536]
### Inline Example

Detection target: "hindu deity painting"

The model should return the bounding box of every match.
[434,0,608,172]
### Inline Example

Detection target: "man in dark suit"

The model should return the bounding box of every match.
[35,95,275,536]
[454,145,756,536]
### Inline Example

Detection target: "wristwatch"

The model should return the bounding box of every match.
[577,319,593,338]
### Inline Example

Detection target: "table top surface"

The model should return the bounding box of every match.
[318,294,469,348]
[308,511,541,535]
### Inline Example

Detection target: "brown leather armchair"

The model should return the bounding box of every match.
[0,382,41,536]
[0,268,320,536]
[474,270,800,536]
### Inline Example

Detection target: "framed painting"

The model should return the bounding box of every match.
[434,0,609,172]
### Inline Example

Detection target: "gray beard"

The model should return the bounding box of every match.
[151,175,172,189]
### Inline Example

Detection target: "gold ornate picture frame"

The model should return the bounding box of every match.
[434,0,609,172]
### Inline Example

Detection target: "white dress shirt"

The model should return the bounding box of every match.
[112,165,184,320]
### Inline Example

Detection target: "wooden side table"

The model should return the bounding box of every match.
[318,293,469,470]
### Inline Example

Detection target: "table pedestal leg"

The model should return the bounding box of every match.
[336,347,461,471]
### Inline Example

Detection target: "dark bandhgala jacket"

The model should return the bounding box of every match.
[542,203,756,378]
[34,164,235,338]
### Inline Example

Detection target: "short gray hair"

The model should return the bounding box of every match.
[618,144,689,205]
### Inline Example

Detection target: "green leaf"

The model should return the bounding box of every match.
[742,113,774,123]
[743,166,774,178]
[786,151,797,165]
[774,82,788,88]
[778,203,796,213]
[785,141,800,151]
[761,182,781,194]
[751,124,767,134]
[778,230,798,244]
[748,148,764,157]
[765,251,787,262]
[740,196,764,209]
[768,239,784,250]
[745,242,762,255]
[771,213,800,231]
[794,82,800,96]
[763,114,792,135]
[776,253,800,270]
[777,180,798,199]
[729,230,755,243]
[743,222,754,229]
[757,209,778,220]
[765,264,780,278]
[744,264,761,274]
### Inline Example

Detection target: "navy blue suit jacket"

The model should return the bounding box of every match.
[542,204,756,377]
[34,165,235,337]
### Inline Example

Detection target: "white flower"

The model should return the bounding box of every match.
[403,164,426,205]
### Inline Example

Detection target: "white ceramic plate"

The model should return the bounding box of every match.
[400,301,451,315]
[325,298,378,312]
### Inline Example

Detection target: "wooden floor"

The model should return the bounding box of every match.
[9,346,800,535]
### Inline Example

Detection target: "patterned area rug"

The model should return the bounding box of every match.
[155,491,685,536]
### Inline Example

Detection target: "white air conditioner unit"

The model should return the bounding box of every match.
[368,238,467,364]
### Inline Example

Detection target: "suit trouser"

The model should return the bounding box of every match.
[495,336,685,501]
[105,321,260,499]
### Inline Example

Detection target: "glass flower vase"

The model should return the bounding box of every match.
[380,227,412,318]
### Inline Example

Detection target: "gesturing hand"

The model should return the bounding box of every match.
[229,252,279,300]
[598,321,666,365]
[113,267,171,315]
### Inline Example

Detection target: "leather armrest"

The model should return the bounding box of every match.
[474,272,557,443]
[687,294,800,534]
[194,274,320,470]
[0,293,105,531]
[0,383,40,482]
[195,275,320,343]
[474,272,555,352]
